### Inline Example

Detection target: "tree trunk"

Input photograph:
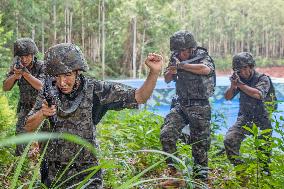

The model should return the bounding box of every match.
[53,2,57,44]
[138,28,146,78]
[67,8,70,43]
[92,35,98,63]
[102,0,105,79]
[224,35,227,56]
[41,20,44,54]
[81,9,85,50]
[280,36,284,58]
[98,0,101,63]
[265,30,269,58]
[64,7,67,43]
[32,26,35,41]
[15,5,19,38]
[69,11,73,43]
[132,17,137,78]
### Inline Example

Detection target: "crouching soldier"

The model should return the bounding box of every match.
[24,43,163,188]
[224,52,275,179]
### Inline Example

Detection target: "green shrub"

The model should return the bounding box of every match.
[97,109,165,188]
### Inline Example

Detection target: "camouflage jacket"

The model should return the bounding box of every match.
[28,75,138,163]
[5,58,45,112]
[166,47,215,100]
[231,71,271,118]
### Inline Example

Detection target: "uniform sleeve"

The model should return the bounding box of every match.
[255,75,270,99]
[37,64,46,84]
[200,56,215,75]
[94,81,138,109]
[25,93,51,131]
[27,93,44,117]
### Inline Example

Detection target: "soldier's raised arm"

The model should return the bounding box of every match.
[135,53,163,103]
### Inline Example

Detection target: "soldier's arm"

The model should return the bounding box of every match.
[135,53,162,104]
[224,85,238,100]
[24,109,46,132]
[24,102,56,132]
[3,75,19,91]
[22,71,43,91]
[164,66,176,83]
[237,83,262,99]
[2,67,21,91]
[178,61,211,75]
[178,57,213,75]
[225,74,239,100]
[97,53,162,106]
[238,75,270,100]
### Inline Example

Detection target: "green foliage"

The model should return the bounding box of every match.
[97,109,165,187]
[0,14,12,68]
[0,94,15,136]
[0,106,283,188]
[1,0,284,78]
[214,56,232,71]
[0,90,16,168]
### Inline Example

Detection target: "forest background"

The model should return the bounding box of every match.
[0,0,284,79]
[0,0,284,188]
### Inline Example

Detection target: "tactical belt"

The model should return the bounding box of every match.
[180,99,209,106]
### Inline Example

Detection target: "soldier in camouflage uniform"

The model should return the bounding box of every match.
[2,38,44,156]
[224,52,273,175]
[160,31,215,187]
[24,43,162,188]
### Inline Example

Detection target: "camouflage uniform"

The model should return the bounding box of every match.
[224,71,272,166]
[28,43,138,188]
[3,38,45,155]
[160,31,215,180]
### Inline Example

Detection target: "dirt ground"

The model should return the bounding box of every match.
[216,66,284,78]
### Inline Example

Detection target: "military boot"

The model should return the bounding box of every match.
[159,167,186,189]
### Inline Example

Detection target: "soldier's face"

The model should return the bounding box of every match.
[239,65,253,79]
[20,54,33,67]
[178,48,194,61]
[55,71,77,94]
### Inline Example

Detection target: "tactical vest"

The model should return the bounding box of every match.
[239,71,271,117]
[261,74,278,111]
[17,59,44,112]
[176,48,215,100]
[46,78,97,164]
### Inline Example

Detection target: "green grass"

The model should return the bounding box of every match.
[0,66,284,188]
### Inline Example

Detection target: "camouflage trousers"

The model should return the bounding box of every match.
[42,160,102,189]
[224,115,272,167]
[160,102,211,179]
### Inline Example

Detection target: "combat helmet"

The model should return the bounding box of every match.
[45,43,89,76]
[170,30,197,51]
[14,38,38,57]
[232,52,255,71]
